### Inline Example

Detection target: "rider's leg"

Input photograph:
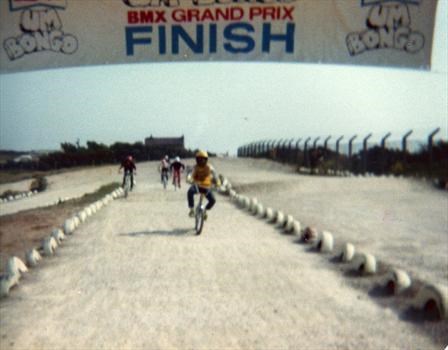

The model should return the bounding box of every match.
[130,173,134,190]
[122,174,126,188]
[205,189,216,210]
[187,185,197,216]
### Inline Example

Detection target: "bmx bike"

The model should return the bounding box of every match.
[123,171,133,198]
[161,170,169,189]
[194,191,207,235]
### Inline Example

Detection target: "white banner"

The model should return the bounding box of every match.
[0,0,438,73]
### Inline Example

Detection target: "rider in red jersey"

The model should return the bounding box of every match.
[119,155,136,190]
[170,156,185,188]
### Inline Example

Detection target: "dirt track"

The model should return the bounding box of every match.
[0,158,447,349]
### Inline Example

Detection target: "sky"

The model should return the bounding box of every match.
[0,1,446,155]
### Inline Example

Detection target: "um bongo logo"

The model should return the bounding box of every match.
[3,0,78,61]
[346,0,424,56]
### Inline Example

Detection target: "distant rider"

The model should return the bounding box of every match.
[187,150,221,219]
[119,155,136,190]
[159,155,170,184]
[170,156,185,188]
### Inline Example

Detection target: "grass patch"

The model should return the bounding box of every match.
[76,182,121,205]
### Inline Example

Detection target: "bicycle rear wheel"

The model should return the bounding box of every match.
[124,176,130,198]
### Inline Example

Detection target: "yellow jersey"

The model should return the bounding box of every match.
[192,164,217,189]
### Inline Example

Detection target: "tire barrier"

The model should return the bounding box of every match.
[265,207,275,222]
[314,231,334,253]
[42,236,58,256]
[0,190,39,205]
[63,218,76,235]
[25,248,42,267]
[354,253,377,275]
[1,187,123,299]
[0,275,18,298]
[77,210,87,223]
[413,284,448,320]
[51,228,65,244]
[381,269,411,295]
[339,243,355,262]
[249,197,258,214]
[220,176,446,322]
[284,215,295,233]
[292,220,301,235]
[7,256,28,278]
[255,203,266,218]
[275,211,286,228]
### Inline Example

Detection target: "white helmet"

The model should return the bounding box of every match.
[175,156,180,162]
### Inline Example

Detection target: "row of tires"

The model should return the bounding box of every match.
[218,176,448,321]
[0,190,39,204]
[0,187,126,298]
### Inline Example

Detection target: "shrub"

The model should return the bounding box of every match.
[30,176,48,192]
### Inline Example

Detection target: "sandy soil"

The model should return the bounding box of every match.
[0,165,119,216]
[0,158,446,349]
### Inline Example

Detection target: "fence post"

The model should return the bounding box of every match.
[348,135,357,173]
[381,132,391,175]
[402,130,413,167]
[336,136,344,172]
[295,138,302,165]
[288,138,295,163]
[363,133,372,174]
[304,137,311,168]
[428,127,440,177]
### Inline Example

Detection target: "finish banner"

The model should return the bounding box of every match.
[0,0,438,73]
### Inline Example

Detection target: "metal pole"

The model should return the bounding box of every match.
[348,135,357,172]
[428,127,440,177]
[381,132,391,175]
[295,138,302,164]
[304,137,311,168]
[313,136,320,149]
[363,133,372,174]
[336,136,343,171]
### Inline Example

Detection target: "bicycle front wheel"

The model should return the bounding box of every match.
[195,208,205,235]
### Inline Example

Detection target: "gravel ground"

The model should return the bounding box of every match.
[0,158,446,349]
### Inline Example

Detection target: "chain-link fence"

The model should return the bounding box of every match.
[237,128,447,182]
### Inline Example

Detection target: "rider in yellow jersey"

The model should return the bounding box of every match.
[187,150,221,219]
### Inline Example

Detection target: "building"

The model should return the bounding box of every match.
[144,135,184,150]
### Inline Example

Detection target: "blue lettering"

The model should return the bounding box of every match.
[172,25,204,54]
[262,23,294,53]
[126,26,152,55]
[223,23,255,54]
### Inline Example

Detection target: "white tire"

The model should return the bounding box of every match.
[77,210,87,223]
[249,198,258,213]
[315,231,334,253]
[51,228,65,244]
[340,243,355,262]
[265,207,274,222]
[355,253,377,275]
[0,275,18,298]
[26,248,42,267]
[63,219,75,235]
[43,236,58,256]
[284,215,294,232]
[382,269,411,294]
[413,284,448,320]
[242,197,250,210]
[85,207,92,217]
[292,220,301,235]
[276,211,286,227]
[255,203,265,218]
[7,257,28,277]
